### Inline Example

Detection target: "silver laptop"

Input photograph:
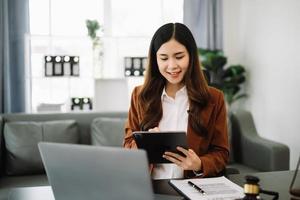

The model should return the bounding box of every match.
[38,142,181,200]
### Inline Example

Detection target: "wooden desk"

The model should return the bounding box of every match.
[228,170,296,200]
[8,185,182,200]
[153,170,296,199]
[9,170,295,200]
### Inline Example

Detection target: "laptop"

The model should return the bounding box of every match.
[38,142,181,200]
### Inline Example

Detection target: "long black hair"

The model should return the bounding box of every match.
[139,23,210,136]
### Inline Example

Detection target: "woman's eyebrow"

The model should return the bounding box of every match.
[174,52,185,55]
[158,53,168,56]
[158,52,185,56]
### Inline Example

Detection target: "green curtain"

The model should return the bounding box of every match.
[0,0,29,113]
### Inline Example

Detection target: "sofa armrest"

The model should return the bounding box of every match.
[0,116,4,176]
[231,110,290,171]
[241,134,290,171]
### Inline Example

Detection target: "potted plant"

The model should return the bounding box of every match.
[86,19,103,78]
[86,19,102,49]
[198,48,247,106]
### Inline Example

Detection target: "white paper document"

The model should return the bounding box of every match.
[169,176,244,200]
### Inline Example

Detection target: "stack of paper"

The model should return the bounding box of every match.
[169,176,244,200]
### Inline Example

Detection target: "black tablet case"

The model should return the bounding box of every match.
[133,131,188,164]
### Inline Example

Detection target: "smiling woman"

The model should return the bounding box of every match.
[123,23,229,180]
[156,38,190,97]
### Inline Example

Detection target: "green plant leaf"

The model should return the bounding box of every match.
[198,48,247,106]
[86,19,100,40]
[232,93,247,102]
[223,65,245,78]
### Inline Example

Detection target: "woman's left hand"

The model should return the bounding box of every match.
[163,147,202,171]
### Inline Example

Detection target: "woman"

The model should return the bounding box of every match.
[123,23,229,179]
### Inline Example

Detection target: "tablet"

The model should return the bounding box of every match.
[133,131,188,164]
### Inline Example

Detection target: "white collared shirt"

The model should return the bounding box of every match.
[151,86,189,180]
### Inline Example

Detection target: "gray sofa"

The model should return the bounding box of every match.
[228,110,289,173]
[0,110,289,200]
[0,112,127,200]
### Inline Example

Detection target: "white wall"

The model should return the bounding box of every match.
[93,77,144,112]
[223,0,300,169]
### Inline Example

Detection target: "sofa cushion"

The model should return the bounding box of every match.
[3,120,79,176]
[91,117,126,147]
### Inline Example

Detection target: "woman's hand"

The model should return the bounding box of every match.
[148,127,160,132]
[163,147,202,171]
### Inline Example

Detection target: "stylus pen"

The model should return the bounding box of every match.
[188,181,206,194]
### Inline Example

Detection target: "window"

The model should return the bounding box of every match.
[28,0,183,112]
[30,0,104,36]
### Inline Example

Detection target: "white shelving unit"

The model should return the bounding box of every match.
[26,35,147,113]
[26,35,95,113]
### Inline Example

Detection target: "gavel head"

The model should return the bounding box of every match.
[243,175,260,199]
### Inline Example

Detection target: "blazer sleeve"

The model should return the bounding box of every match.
[123,86,140,149]
[199,91,230,177]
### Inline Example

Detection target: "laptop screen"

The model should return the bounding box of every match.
[38,143,154,200]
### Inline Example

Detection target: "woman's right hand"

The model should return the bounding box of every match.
[148,127,160,132]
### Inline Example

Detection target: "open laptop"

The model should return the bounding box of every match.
[38,142,181,200]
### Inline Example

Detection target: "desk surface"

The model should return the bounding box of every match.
[9,170,295,200]
[154,170,296,199]
[8,186,182,200]
[228,170,295,200]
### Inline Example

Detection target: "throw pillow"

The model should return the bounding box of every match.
[91,117,126,147]
[4,120,79,175]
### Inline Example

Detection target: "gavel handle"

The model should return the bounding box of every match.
[260,189,279,200]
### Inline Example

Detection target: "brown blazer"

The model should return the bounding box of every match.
[123,85,229,177]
